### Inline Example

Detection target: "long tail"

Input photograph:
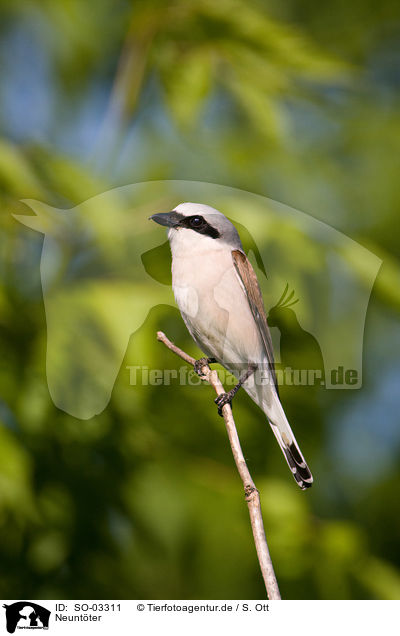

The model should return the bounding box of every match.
[230,365,313,489]
[248,382,313,489]
[268,415,313,490]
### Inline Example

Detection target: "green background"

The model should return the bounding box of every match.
[0,0,400,599]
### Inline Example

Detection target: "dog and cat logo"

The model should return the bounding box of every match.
[2,603,50,633]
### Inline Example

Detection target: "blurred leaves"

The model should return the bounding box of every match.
[0,424,34,514]
[107,0,350,139]
[0,140,45,198]
[161,48,213,128]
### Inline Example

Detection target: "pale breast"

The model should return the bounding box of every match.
[172,247,263,365]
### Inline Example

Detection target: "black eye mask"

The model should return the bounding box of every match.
[178,215,221,239]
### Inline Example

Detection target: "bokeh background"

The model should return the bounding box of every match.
[1,0,400,600]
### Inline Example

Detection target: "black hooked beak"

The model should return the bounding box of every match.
[149,211,182,228]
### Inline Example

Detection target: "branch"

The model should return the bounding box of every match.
[157,330,281,600]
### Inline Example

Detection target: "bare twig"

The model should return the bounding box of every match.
[156,330,281,600]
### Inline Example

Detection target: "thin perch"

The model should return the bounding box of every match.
[156,330,281,600]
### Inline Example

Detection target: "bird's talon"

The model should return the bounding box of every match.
[194,357,209,378]
[194,357,215,378]
[215,392,234,417]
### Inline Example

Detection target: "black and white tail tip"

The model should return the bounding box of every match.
[284,443,313,490]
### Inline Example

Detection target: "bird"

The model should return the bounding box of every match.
[150,202,313,489]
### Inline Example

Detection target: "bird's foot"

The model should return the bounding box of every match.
[215,390,235,417]
[194,357,216,378]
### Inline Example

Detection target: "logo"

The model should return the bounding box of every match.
[13,180,382,417]
[2,603,50,633]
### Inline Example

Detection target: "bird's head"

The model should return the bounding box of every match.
[150,202,243,256]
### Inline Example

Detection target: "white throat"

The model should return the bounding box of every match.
[168,227,229,259]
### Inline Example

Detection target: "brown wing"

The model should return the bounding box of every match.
[232,249,279,395]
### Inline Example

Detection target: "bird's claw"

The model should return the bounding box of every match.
[215,391,234,417]
[194,357,215,378]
